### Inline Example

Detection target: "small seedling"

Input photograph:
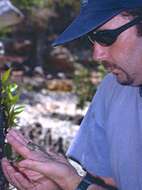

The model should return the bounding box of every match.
[1,69,24,161]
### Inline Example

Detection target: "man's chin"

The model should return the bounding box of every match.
[114,74,133,86]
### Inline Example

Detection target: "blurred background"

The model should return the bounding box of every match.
[0,0,107,161]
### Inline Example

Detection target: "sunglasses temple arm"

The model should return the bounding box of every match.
[114,17,142,35]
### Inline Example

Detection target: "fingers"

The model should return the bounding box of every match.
[6,129,48,160]
[6,130,32,159]
[18,159,54,178]
[7,129,54,159]
[17,167,44,181]
[2,158,62,190]
[2,158,35,190]
[18,158,79,190]
[7,129,29,146]
[18,158,71,180]
[13,172,36,189]
[2,158,13,185]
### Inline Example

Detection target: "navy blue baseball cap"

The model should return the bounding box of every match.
[52,0,142,46]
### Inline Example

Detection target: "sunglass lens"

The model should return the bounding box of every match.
[88,30,117,46]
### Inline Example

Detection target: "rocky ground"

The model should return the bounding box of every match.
[17,87,89,154]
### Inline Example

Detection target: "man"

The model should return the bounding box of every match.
[2,0,142,190]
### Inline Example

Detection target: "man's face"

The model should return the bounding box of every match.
[93,14,142,86]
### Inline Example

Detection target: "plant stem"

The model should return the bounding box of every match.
[0,79,9,189]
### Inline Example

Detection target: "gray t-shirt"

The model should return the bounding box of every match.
[67,73,142,190]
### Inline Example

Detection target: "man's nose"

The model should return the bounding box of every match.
[93,43,109,61]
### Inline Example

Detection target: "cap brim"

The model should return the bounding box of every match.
[52,8,124,46]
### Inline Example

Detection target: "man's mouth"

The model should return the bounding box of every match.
[101,61,115,72]
[105,65,118,73]
[100,61,123,76]
[106,67,114,72]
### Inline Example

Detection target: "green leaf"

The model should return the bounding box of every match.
[14,154,24,162]
[1,69,11,84]
[9,95,19,104]
[14,106,24,114]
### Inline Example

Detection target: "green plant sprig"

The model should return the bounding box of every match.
[1,69,24,161]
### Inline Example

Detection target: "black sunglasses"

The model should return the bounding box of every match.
[87,16,142,46]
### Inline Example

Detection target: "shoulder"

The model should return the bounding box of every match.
[89,74,117,123]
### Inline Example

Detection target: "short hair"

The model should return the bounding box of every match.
[122,8,142,36]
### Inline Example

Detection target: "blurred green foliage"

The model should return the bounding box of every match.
[73,64,96,109]
[1,0,106,111]
[12,0,80,10]
[97,64,107,79]
[12,0,46,8]
[73,63,107,109]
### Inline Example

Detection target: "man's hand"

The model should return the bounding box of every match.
[2,129,82,190]
[2,158,61,190]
